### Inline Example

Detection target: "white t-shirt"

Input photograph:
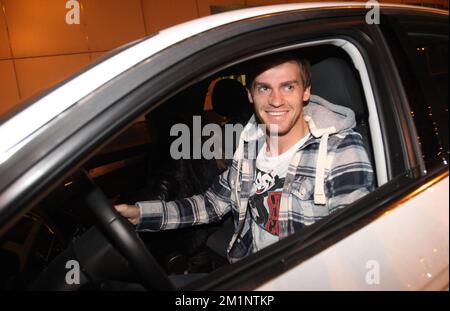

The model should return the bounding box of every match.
[249,134,310,253]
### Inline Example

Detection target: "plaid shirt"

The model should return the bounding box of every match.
[136,96,375,263]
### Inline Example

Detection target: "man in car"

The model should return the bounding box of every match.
[115,54,375,263]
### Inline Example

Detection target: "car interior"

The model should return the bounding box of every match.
[0,44,380,290]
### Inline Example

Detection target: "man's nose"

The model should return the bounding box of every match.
[269,89,284,107]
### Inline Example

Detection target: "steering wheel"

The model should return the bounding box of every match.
[81,170,174,290]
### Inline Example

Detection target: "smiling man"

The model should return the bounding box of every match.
[115,53,375,263]
[249,56,311,154]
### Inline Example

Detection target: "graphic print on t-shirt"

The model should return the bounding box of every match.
[249,169,285,236]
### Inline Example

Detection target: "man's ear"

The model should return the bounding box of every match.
[303,86,311,101]
[247,89,254,103]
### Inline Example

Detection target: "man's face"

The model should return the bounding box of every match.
[249,61,311,136]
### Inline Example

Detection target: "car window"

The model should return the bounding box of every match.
[385,14,449,170]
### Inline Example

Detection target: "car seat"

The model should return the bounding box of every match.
[210,78,253,165]
[311,57,375,174]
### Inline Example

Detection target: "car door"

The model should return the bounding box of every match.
[252,8,449,291]
[0,5,447,291]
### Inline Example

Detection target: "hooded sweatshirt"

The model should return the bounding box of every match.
[136,95,375,263]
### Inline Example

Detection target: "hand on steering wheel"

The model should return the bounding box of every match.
[114,204,140,225]
[81,170,174,290]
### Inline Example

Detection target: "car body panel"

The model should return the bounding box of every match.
[256,174,449,290]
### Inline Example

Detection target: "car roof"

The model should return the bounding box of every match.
[0,2,446,165]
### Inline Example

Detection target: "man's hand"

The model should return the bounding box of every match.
[114,204,140,225]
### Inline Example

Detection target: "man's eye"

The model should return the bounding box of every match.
[258,86,269,92]
[284,84,295,91]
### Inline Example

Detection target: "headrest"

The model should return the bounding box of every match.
[212,79,252,118]
[311,57,367,121]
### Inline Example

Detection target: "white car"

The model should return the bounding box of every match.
[0,2,448,291]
